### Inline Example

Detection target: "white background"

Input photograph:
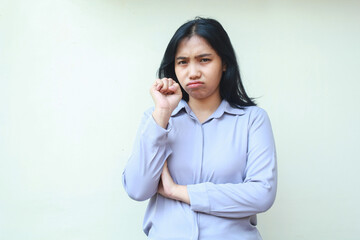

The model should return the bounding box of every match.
[1,0,360,239]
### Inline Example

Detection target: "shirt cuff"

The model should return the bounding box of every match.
[140,114,172,144]
[151,114,172,132]
[187,183,210,213]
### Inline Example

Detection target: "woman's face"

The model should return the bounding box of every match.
[174,35,225,102]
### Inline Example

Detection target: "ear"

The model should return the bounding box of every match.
[222,64,227,72]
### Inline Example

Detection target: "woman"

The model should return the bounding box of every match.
[122,17,277,240]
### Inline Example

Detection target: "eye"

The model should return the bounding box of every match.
[200,58,211,63]
[177,60,187,65]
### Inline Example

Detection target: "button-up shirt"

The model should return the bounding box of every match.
[122,100,277,240]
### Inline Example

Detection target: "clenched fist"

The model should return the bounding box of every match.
[150,78,182,128]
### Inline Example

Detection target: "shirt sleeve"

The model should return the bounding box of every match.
[122,109,172,201]
[187,108,277,218]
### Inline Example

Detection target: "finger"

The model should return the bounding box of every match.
[168,81,178,90]
[152,79,161,91]
[168,79,177,94]
[155,79,163,91]
[169,82,181,95]
[165,78,176,93]
[166,78,179,94]
[168,78,173,88]
[160,78,169,93]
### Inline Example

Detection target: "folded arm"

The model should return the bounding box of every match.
[159,108,277,218]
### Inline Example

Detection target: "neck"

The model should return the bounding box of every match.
[188,93,222,123]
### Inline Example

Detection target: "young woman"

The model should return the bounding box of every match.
[122,17,277,240]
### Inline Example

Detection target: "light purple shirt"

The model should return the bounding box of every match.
[122,100,277,240]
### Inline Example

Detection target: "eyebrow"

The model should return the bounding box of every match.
[176,53,213,60]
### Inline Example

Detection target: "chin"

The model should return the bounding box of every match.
[189,94,208,100]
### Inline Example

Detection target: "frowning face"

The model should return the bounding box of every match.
[175,35,225,103]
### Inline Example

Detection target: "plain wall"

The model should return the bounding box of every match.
[1,0,360,239]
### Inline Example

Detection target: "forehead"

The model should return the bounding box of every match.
[175,35,216,56]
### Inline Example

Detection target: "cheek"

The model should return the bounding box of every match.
[215,66,224,82]
[174,67,179,79]
[175,69,185,83]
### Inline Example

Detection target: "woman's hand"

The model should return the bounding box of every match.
[150,78,182,128]
[157,161,190,204]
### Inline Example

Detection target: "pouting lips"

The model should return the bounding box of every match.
[187,81,204,88]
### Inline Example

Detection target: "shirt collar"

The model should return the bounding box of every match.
[211,100,245,119]
[171,99,245,118]
[171,100,190,117]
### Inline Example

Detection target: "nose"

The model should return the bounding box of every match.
[189,63,201,80]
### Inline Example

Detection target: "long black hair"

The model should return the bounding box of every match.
[158,17,256,108]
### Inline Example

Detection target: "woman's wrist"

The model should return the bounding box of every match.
[152,108,172,128]
[172,185,190,205]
